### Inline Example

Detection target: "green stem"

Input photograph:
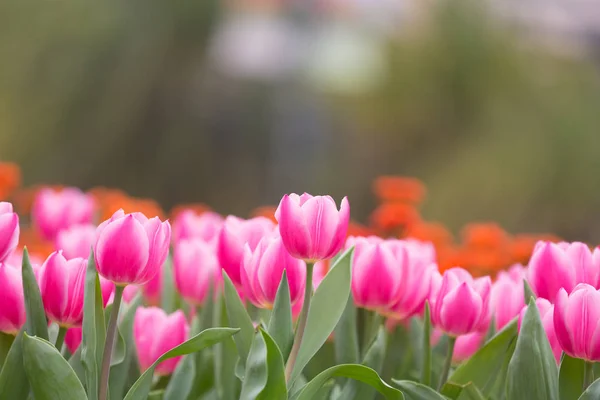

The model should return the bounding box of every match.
[285,262,314,383]
[55,326,67,353]
[437,337,456,391]
[362,310,382,357]
[584,361,595,391]
[421,303,432,387]
[99,285,124,400]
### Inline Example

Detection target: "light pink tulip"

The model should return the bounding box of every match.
[345,235,383,249]
[491,264,525,330]
[519,298,561,363]
[0,262,25,334]
[431,267,491,337]
[453,331,486,363]
[217,216,275,286]
[553,284,600,362]
[528,241,600,303]
[55,224,97,259]
[6,250,44,269]
[39,252,87,327]
[32,188,95,241]
[275,193,350,262]
[241,233,306,309]
[173,211,223,244]
[0,202,19,263]
[65,327,82,354]
[133,307,189,375]
[174,239,220,306]
[95,210,171,285]
[122,285,141,303]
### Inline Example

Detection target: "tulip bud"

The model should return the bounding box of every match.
[65,327,82,354]
[240,233,306,309]
[174,239,220,306]
[55,224,97,259]
[95,210,171,285]
[0,202,19,263]
[133,307,189,375]
[491,264,525,331]
[518,298,561,363]
[275,193,350,262]
[217,216,275,286]
[173,211,223,244]
[32,188,95,241]
[453,331,486,363]
[0,263,25,334]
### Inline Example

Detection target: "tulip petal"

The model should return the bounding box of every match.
[277,194,311,259]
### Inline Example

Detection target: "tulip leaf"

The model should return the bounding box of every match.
[443,382,487,400]
[292,364,404,400]
[0,332,15,369]
[289,247,354,383]
[161,255,177,313]
[506,298,559,400]
[393,380,446,400]
[213,294,240,400]
[267,270,294,361]
[81,250,106,400]
[421,301,432,387]
[523,280,536,304]
[22,248,49,340]
[441,319,518,399]
[22,334,87,400]
[0,331,29,399]
[579,378,600,400]
[68,346,86,385]
[124,327,239,400]
[333,294,360,365]
[164,354,196,400]
[222,270,256,372]
[559,354,585,400]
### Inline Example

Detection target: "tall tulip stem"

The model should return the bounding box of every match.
[584,361,594,391]
[437,336,456,391]
[285,262,314,383]
[99,285,124,400]
[55,326,67,353]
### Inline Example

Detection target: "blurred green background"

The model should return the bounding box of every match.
[2,0,600,240]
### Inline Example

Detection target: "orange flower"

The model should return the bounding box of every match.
[369,203,421,233]
[250,206,278,224]
[509,234,562,265]
[404,221,453,248]
[19,227,54,259]
[171,203,212,220]
[372,176,426,204]
[0,162,21,201]
[347,221,376,238]
[90,187,165,221]
[461,223,510,250]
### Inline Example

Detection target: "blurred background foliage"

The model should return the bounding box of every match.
[2,0,600,241]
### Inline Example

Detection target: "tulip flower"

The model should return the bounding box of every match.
[275,193,350,262]
[528,241,600,303]
[0,263,25,334]
[95,210,171,286]
[55,224,97,259]
[65,327,82,354]
[0,202,19,263]
[32,188,95,241]
[140,266,162,307]
[518,298,561,363]
[173,210,223,244]
[453,331,486,363]
[491,264,525,330]
[217,216,275,286]
[133,307,189,375]
[122,285,141,303]
[345,235,383,250]
[174,239,220,306]
[241,233,306,309]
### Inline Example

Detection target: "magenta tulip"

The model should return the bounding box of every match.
[345,235,383,250]
[0,263,25,334]
[491,264,525,330]
[173,211,223,244]
[553,284,600,362]
[431,267,491,337]
[174,239,220,306]
[275,193,350,262]
[519,298,561,363]
[55,224,97,259]
[528,241,600,303]
[241,233,306,309]
[65,327,82,354]
[32,188,95,241]
[217,216,275,286]
[95,210,171,285]
[133,307,189,375]
[453,331,486,363]
[0,202,19,263]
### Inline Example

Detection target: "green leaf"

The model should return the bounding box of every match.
[68,346,86,385]
[393,380,446,400]
[222,270,255,371]
[22,248,49,340]
[293,364,404,400]
[333,294,359,365]
[0,332,15,369]
[164,354,196,400]
[506,298,559,400]
[290,247,354,383]
[149,389,165,400]
[213,294,240,400]
[161,255,176,313]
[0,331,29,399]
[81,250,106,400]
[559,354,585,400]
[124,327,239,400]
[579,378,600,399]
[443,382,487,400]
[442,319,518,399]
[22,334,87,400]
[267,270,294,362]
[421,301,432,387]
[523,280,536,304]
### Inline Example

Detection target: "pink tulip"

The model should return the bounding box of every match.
[453,331,486,363]
[122,285,141,303]
[345,235,383,249]
[241,233,306,309]
[173,211,223,244]
[95,210,171,285]
[6,250,44,269]
[100,276,115,307]
[65,327,82,354]
[528,241,600,303]
[140,265,162,306]
[491,264,525,331]
[133,307,189,375]
[351,239,405,311]
[553,284,600,362]
[312,260,329,289]
[174,239,220,306]
[39,252,87,327]
[275,193,350,262]
[0,262,25,334]
[431,267,491,337]
[55,224,97,259]
[0,202,19,263]
[217,216,275,286]
[519,298,561,363]
[32,188,95,241]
